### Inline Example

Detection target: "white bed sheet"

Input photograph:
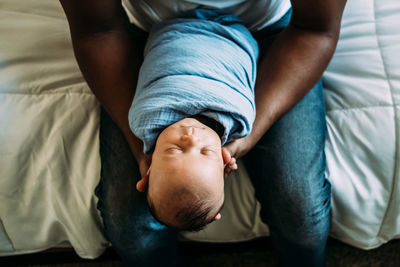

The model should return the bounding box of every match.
[0,0,107,258]
[323,0,400,249]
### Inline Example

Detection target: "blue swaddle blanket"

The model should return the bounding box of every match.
[129,9,259,153]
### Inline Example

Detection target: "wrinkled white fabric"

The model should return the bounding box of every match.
[323,0,400,249]
[0,0,107,258]
[121,0,291,31]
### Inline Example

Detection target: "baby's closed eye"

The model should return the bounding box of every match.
[201,147,217,156]
[165,146,182,153]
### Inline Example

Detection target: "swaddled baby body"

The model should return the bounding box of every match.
[129,9,258,231]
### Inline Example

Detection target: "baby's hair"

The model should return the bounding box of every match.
[147,187,224,232]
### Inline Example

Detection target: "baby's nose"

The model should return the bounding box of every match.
[181,129,199,145]
[181,134,198,144]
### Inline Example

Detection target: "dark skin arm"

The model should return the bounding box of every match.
[225,0,347,163]
[59,0,150,175]
[60,0,346,175]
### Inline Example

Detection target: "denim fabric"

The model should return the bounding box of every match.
[244,9,331,267]
[96,8,330,267]
[242,80,331,267]
[96,108,180,267]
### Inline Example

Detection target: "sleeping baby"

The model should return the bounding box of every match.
[128,9,258,231]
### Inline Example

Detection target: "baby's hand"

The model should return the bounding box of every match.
[223,137,251,160]
[222,137,253,177]
[224,156,237,178]
[222,147,238,178]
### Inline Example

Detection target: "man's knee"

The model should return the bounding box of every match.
[278,205,330,249]
[265,174,331,231]
[102,207,179,266]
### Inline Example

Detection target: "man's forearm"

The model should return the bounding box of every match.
[60,0,145,160]
[245,24,340,150]
[242,0,347,151]
[71,32,144,158]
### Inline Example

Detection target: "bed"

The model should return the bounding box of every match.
[0,0,399,259]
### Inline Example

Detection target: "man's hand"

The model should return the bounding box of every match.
[222,137,252,177]
[224,136,252,160]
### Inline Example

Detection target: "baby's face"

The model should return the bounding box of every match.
[153,117,223,161]
[148,117,225,227]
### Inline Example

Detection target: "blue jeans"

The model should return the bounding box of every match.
[244,9,331,267]
[95,23,178,267]
[96,8,330,267]
[96,106,180,266]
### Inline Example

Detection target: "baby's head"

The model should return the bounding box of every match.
[137,117,229,231]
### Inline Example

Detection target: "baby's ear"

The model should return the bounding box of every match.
[136,167,151,192]
[221,147,231,165]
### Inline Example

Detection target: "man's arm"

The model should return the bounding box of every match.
[60,0,149,172]
[226,0,347,158]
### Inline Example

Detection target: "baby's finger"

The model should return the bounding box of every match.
[230,163,238,170]
[221,147,232,164]
[228,158,237,169]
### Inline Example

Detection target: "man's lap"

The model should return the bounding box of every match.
[95,108,179,266]
[247,7,330,232]
[244,8,331,265]
[95,8,330,265]
[242,79,330,266]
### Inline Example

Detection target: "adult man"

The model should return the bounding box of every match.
[60,0,346,266]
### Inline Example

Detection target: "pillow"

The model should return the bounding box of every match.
[0,0,107,258]
[323,0,400,249]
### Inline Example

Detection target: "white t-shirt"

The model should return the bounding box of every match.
[122,0,291,31]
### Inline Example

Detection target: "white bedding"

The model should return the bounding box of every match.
[0,0,107,258]
[0,0,399,259]
[324,0,400,249]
